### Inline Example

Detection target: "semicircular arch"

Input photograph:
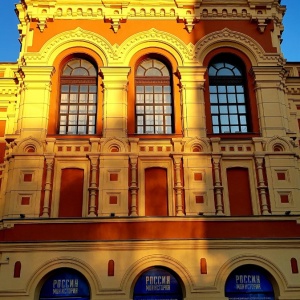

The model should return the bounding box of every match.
[24,27,116,66]
[196,28,283,67]
[215,254,287,297]
[117,28,193,66]
[26,256,101,300]
[120,254,194,299]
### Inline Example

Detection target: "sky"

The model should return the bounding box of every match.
[0,0,299,62]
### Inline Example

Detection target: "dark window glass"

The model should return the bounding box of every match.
[208,55,249,134]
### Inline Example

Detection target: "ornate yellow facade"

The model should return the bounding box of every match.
[0,0,300,299]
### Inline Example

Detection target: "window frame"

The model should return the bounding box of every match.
[204,49,260,138]
[58,58,98,136]
[134,57,174,135]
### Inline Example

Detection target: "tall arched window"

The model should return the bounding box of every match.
[135,58,173,134]
[59,58,97,135]
[208,54,249,134]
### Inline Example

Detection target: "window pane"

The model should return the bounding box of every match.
[164,106,172,114]
[154,86,162,93]
[136,106,144,114]
[70,85,79,93]
[61,85,69,92]
[136,94,144,103]
[137,116,144,125]
[145,94,153,103]
[236,86,244,93]
[70,94,78,103]
[69,106,78,113]
[211,106,219,114]
[89,85,96,93]
[164,94,171,103]
[218,86,226,93]
[89,94,96,103]
[212,116,219,125]
[60,116,67,125]
[136,86,144,93]
[145,106,153,114]
[229,106,238,113]
[165,116,172,125]
[78,126,86,134]
[61,94,69,103]
[155,106,163,114]
[60,105,68,114]
[210,94,218,103]
[227,94,236,103]
[155,126,164,134]
[219,106,228,114]
[145,86,153,93]
[89,116,96,125]
[238,105,246,113]
[227,86,235,93]
[163,86,171,93]
[79,106,87,114]
[154,94,163,103]
[155,115,163,125]
[69,115,77,125]
[209,86,217,93]
[146,126,154,134]
[88,105,96,114]
[221,115,229,125]
[59,126,66,134]
[79,94,88,103]
[80,85,88,93]
[237,94,245,103]
[146,115,154,125]
[231,126,239,132]
[230,115,239,124]
[219,94,227,103]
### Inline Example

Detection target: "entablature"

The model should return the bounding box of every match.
[16,0,285,34]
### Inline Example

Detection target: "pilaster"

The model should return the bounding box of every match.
[100,67,131,138]
[16,66,55,139]
[177,66,207,138]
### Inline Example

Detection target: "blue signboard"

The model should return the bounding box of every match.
[134,268,182,300]
[39,268,90,300]
[225,265,275,300]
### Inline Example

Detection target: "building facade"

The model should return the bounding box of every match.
[0,0,300,299]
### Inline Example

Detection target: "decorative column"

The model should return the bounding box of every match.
[16,66,55,139]
[100,67,131,138]
[129,155,138,216]
[212,155,224,215]
[88,138,100,217]
[41,155,54,217]
[88,155,99,217]
[173,155,185,216]
[177,66,207,138]
[255,156,270,215]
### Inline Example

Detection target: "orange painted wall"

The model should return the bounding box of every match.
[28,19,276,54]
[1,219,300,242]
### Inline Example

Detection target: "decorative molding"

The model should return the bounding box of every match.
[117,28,193,64]
[194,28,283,65]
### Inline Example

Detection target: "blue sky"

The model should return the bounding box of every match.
[0,0,299,62]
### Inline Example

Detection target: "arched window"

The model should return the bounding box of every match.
[59,58,97,135]
[208,54,249,134]
[135,58,173,134]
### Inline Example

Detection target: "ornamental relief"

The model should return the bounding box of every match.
[21,27,281,67]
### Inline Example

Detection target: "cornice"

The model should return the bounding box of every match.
[18,0,285,34]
